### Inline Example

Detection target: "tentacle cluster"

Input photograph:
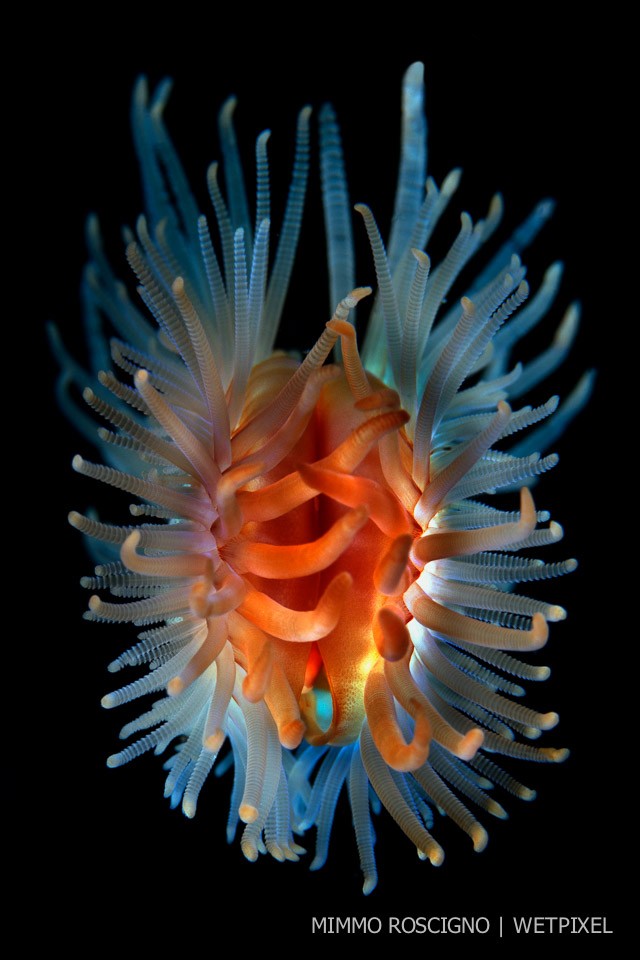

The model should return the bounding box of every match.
[53,64,592,893]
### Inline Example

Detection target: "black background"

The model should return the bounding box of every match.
[25,10,624,946]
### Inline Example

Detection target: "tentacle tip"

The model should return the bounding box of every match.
[546,747,570,763]
[352,504,371,527]
[427,846,445,867]
[411,247,430,266]
[182,799,197,819]
[540,711,560,730]
[123,529,142,550]
[189,593,210,619]
[335,569,354,590]
[530,613,549,648]
[375,604,411,661]
[203,731,225,753]
[241,678,264,704]
[405,60,424,80]
[101,694,116,710]
[350,285,372,303]
[362,876,378,896]
[281,847,301,863]
[221,94,238,115]
[279,719,306,750]
[240,841,259,862]
[457,728,484,760]
[239,803,259,824]
[266,844,286,863]
[489,191,503,214]
[519,484,535,512]
[442,167,462,194]
[549,521,564,541]
[487,800,508,820]
[166,677,184,697]
[520,787,537,801]
[106,754,122,769]
[548,605,566,622]
[472,826,489,853]
[68,510,83,528]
